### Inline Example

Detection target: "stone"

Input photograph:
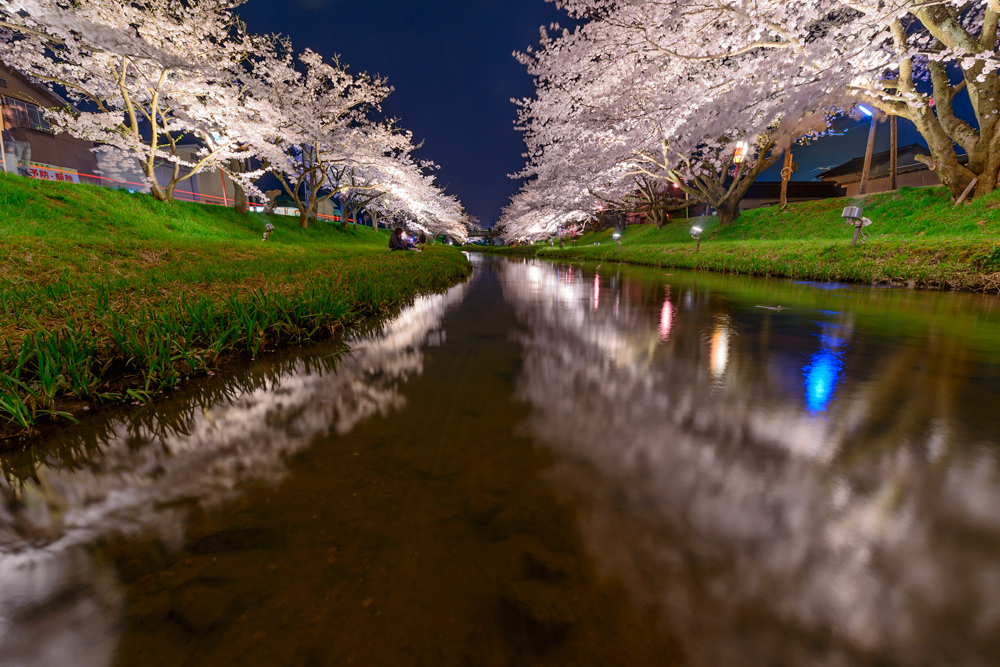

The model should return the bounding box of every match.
[170,583,237,632]
[498,581,576,653]
[522,548,577,582]
[465,494,502,526]
[126,591,172,630]
[487,507,569,552]
[187,523,279,554]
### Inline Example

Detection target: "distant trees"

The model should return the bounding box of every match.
[0,0,470,239]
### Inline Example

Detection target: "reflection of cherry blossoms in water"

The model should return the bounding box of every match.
[0,281,468,667]
[499,258,1000,667]
[593,272,600,312]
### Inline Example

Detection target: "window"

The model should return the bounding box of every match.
[0,79,8,88]
[3,96,51,133]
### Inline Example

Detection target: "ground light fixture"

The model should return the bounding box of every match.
[841,206,873,246]
[690,226,703,251]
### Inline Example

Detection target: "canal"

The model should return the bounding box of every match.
[2,254,999,666]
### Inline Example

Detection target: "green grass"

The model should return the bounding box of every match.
[0,174,471,440]
[472,186,1000,291]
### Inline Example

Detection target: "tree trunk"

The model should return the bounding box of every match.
[229,159,249,214]
[233,187,248,215]
[716,202,740,226]
[299,202,311,229]
[142,163,170,202]
[149,181,170,202]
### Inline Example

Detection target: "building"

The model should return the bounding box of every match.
[0,63,99,183]
[818,143,961,196]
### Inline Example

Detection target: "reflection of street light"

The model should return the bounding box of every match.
[690,226,703,251]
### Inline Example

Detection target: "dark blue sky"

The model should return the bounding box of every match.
[238,0,565,226]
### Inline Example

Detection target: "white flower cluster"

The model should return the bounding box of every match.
[0,0,471,239]
[501,0,1000,240]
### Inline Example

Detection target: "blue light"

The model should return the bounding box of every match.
[803,327,849,413]
[858,105,873,117]
[804,349,843,413]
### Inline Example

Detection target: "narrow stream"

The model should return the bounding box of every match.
[2,254,1000,666]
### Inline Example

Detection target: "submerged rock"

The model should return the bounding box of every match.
[522,548,578,582]
[487,507,570,553]
[170,583,237,632]
[465,494,502,525]
[499,581,576,653]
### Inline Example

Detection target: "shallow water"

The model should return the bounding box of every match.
[2,254,1000,666]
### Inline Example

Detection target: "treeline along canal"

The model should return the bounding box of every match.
[1,254,1000,666]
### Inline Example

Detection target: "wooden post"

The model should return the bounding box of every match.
[780,149,794,210]
[889,115,898,191]
[955,177,978,206]
[0,107,8,175]
[858,114,878,195]
[220,170,229,207]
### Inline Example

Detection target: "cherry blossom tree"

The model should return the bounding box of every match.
[0,0,269,202]
[506,0,874,233]
[849,0,1000,198]
[245,39,408,228]
[531,0,1000,204]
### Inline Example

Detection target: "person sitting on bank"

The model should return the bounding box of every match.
[418,231,427,245]
[389,227,413,251]
[1,104,31,177]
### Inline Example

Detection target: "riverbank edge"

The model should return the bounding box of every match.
[0,175,473,443]
[466,238,1000,292]
[1,247,472,446]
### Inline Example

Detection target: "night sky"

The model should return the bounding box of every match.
[237,1,968,224]
[238,0,566,227]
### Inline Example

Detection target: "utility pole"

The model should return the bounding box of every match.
[858,111,878,196]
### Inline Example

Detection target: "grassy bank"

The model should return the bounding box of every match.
[473,186,1000,291]
[0,174,471,440]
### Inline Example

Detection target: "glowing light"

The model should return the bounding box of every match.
[858,105,873,117]
[593,273,600,311]
[733,141,749,163]
[803,325,849,413]
[659,297,673,341]
[710,316,732,379]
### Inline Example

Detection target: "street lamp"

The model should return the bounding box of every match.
[690,225,703,251]
[613,231,622,249]
[733,141,749,164]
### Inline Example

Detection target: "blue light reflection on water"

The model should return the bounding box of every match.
[803,324,850,413]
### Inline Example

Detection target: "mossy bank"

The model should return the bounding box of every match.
[473,186,1000,292]
[0,174,471,441]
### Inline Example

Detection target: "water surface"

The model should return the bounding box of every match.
[2,255,999,666]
